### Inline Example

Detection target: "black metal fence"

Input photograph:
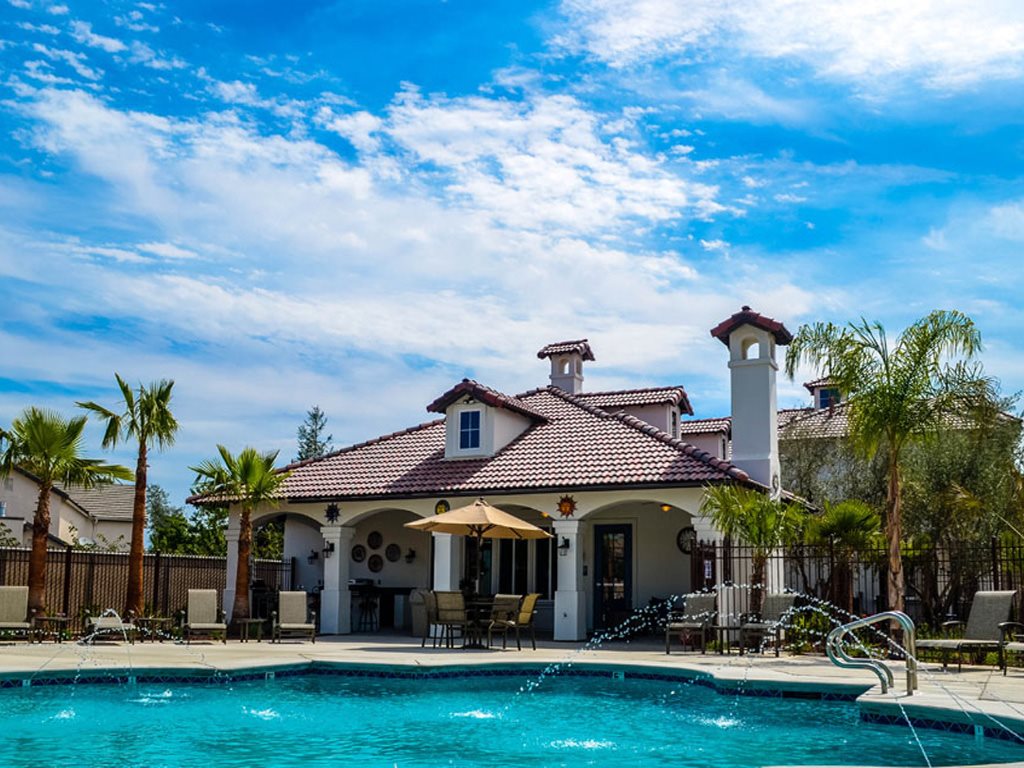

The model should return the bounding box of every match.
[691,538,1024,629]
[0,546,290,632]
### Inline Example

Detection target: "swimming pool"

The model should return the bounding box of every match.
[2,671,1022,767]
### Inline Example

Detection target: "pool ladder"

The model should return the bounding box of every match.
[826,611,918,696]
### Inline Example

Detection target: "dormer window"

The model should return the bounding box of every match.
[817,388,841,409]
[459,410,481,450]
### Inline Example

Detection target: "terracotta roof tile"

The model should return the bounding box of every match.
[536,339,595,361]
[425,379,548,421]
[577,386,693,414]
[273,386,750,502]
[803,377,835,392]
[710,306,793,346]
[680,417,732,435]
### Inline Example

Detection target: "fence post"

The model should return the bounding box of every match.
[992,536,1001,591]
[61,544,73,617]
[151,551,161,615]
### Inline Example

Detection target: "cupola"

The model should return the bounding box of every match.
[537,339,594,395]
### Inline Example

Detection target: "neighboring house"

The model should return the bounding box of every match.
[197,306,797,640]
[0,468,134,550]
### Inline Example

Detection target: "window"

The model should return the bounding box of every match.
[671,409,678,438]
[459,410,481,449]
[496,530,557,599]
[817,388,841,409]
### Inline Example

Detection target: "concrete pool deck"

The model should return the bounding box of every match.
[4,634,1023,768]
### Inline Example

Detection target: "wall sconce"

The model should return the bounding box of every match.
[322,541,335,559]
[558,537,571,556]
[325,503,340,524]
[405,548,416,564]
[660,503,672,513]
[307,549,319,564]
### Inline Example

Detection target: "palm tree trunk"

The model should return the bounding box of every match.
[124,443,147,618]
[28,485,51,614]
[232,506,252,620]
[751,553,766,617]
[885,461,904,614]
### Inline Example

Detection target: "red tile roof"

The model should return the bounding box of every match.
[269,386,751,502]
[803,377,835,392]
[425,379,548,421]
[577,386,694,415]
[710,306,793,346]
[537,339,595,361]
[679,417,732,435]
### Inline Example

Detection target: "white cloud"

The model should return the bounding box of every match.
[17,21,60,34]
[115,9,158,33]
[70,21,128,53]
[8,0,32,8]
[46,3,68,13]
[138,241,198,260]
[31,43,102,79]
[558,0,1024,91]
[129,41,186,70]
[987,201,1024,241]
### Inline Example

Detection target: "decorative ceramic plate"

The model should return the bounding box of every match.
[368,554,384,573]
[367,531,383,550]
[351,544,366,563]
[385,543,401,562]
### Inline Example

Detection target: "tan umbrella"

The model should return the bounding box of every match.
[405,498,552,594]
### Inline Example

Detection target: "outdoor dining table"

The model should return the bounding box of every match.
[463,596,495,649]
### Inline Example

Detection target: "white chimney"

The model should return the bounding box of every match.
[710,306,793,490]
[536,340,594,395]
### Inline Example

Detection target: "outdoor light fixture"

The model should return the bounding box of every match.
[322,542,335,559]
[660,503,672,513]
[307,549,319,564]
[558,537,571,556]
[405,548,416,564]
[325,503,341,523]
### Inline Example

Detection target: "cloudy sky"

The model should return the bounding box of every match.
[2,0,1023,506]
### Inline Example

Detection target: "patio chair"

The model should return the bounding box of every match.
[665,593,716,654]
[83,610,137,644]
[182,589,227,644]
[917,590,1016,672]
[0,586,34,641]
[417,590,442,648]
[485,594,522,649]
[739,593,799,657]
[271,591,316,643]
[434,591,469,648]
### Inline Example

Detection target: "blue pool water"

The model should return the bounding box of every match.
[2,673,1023,767]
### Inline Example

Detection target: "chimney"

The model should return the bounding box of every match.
[710,306,793,490]
[536,339,595,395]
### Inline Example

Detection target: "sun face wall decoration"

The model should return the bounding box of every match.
[557,495,577,518]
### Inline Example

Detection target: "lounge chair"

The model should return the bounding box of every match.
[0,586,34,641]
[83,610,136,644]
[182,589,227,644]
[434,591,469,648]
[485,594,523,650]
[271,591,316,643]
[739,593,799,657]
[917,590,1016,671]
[665,593,716,654]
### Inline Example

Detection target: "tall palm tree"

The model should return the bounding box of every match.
[700,484,803,615]
[785,310,995,613]
[78,374,178,617]
[0,408,132,613]
[190,446,288,620]
[805,500,880,616]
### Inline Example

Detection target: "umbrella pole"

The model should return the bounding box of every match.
[475,532,483,595]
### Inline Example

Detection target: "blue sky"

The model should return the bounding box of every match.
[2,0,1023,507]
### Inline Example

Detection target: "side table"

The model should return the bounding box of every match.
[712,624,739,655]
[235,618,264,643]
[33,615,70,643]
[135,616,175,643]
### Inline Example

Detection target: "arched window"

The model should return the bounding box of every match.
[741,337,761,360]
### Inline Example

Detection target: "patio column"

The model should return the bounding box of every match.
[223,514,241,622]
[553,519,586,641]
[320,525,356,634]
[432,533,463,591]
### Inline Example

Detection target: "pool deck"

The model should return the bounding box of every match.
[4,633,1024,737]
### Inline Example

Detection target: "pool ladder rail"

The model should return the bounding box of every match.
[826,611,918,696]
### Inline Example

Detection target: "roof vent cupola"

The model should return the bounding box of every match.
[537,339,594,395]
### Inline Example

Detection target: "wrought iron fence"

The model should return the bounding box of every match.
[0,546,290,633]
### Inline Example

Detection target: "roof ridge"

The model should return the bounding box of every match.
[578,385,686,396]
[278,419,445,472]
[544,385,616,418]
[681,415,731,424]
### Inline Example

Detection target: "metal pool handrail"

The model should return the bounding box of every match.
[826,611,918,696]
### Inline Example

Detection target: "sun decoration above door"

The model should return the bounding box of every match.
[434,499,450,516]
[557,495,577,518]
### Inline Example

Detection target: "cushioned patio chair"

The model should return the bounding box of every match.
[489,593,540,651]
[434,591,469,648]
[917,590,1016,672]
[485,593,522,649]
[739,593,799,657]
[84,610,137,644]
[665,593,716,654]
[271,591,316,643]
[0,586,34,641]
[182,589,227,644]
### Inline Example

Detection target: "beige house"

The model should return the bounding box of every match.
[0,468,134,550]
[207,307,795,640]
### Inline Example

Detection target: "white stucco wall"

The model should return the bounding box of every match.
[619,404,673,434]
[686,433,728,459]
[283,516,326,591]
[0,472,109,547]
[349,509,432,588]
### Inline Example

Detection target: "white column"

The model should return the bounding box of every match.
[432,533,463,591]
[553,519,586,641]
[223,515,241,622]
[320,525,356,634]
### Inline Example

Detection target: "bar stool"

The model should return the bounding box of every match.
[357,591,379,632]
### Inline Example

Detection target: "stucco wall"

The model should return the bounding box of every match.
[349,509,431,588]
[0,472,103,547]
[283,516,326,591]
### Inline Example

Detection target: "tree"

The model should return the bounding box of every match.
[147,484,192,554]
[805,500,880,616]
[0,408,132,613]
[79,375,179,617]
[785,310,996,613]
[190,446,289,619]
[295,405,333,461]
[700,484,803,616]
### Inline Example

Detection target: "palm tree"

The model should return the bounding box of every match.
[784,310,995,613]
[190,446,289,620]
[78,375,178,617]
[805,500,880,616]
[0,408,132,613]
[700,484,803,616]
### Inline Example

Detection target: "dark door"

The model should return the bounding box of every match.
[594,524,633,630]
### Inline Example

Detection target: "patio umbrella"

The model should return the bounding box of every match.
[404,498,552,594]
